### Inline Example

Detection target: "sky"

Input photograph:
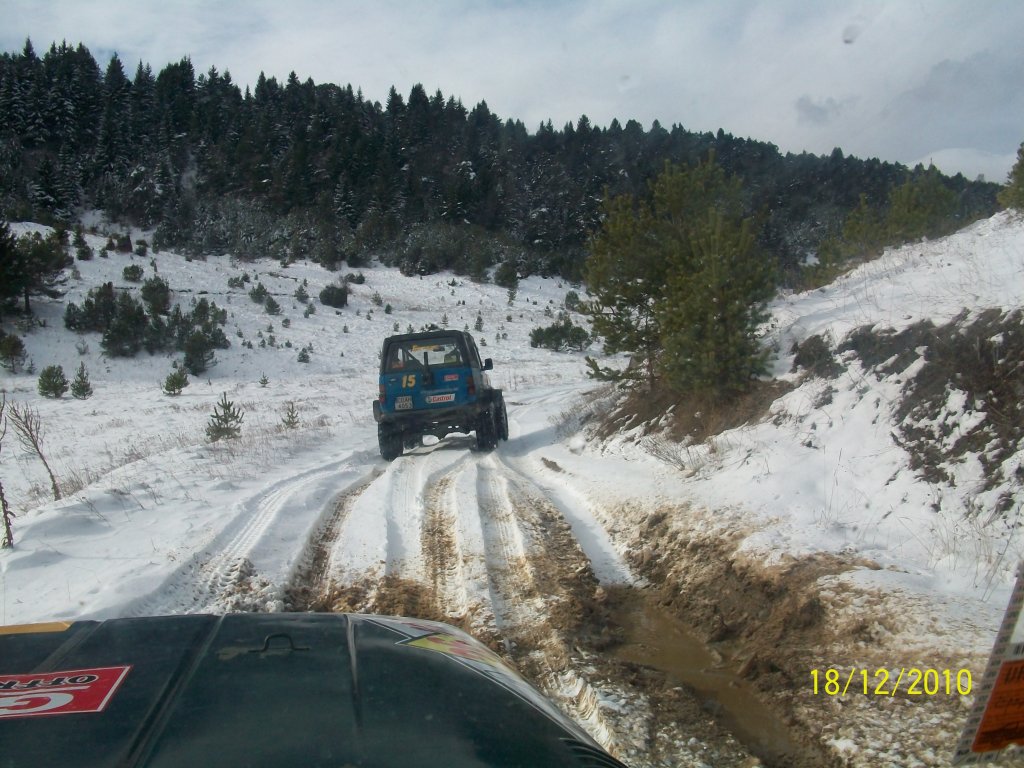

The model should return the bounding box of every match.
[2,1,1022,181]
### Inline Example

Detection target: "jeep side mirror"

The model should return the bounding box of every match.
[483,358,493,371]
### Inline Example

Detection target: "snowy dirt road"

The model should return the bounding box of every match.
[5,378,1000,767]
[89,390,832,767]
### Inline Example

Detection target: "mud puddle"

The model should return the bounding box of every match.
[608,589,804,767]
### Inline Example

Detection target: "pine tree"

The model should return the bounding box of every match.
[657,210,774,397]
[998,142,1024,211]
[73,225,93,261]
[205,392,243,442]
[70,361,93,399]
[281,401,300,430]
[37,364,69,398]
[162,366,189,396]
[583,158,740,388]
[0,331,27,373]
[0,222,20,316]
[183,330,216,374]
[885,166,957,243]
[100,292,147,357]
[841,194,885,257]
[6,230,72,316]
[583,156,769,397]
[141,276,171,314]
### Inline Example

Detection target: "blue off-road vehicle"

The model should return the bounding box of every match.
[372,330,509,460]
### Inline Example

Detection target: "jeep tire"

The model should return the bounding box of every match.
[475,406,497,452]
[494,391,509,442]
[378,423,403,461]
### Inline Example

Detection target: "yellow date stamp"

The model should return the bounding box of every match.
[811,667,973,696]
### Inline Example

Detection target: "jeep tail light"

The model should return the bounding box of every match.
[467,377,475,397]
[378,384,385,403]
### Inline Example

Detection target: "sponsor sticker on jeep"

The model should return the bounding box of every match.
[425,393,455,404]
[0,666,131,719]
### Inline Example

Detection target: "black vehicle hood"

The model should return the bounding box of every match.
[0,613,626,768]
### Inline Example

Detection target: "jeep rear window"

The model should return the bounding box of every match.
[385,338,463,371]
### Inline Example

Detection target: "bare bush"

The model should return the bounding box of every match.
[7,401,61,501]
[0,395,15,547]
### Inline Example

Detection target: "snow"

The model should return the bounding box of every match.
[0,229,596,622]
[2,210,1024,764]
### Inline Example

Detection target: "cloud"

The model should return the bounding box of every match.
[866,50,1024,167]
[795,96,847,126]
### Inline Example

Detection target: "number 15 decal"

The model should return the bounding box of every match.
[401,374,417,388]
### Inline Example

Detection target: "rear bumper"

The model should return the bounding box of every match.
[374,400,487,434]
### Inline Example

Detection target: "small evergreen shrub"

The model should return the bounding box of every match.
[122,264,144,282]
[205,392,244,442]
[163,366,189,396]
[73,227,93,261]
[183,330,217,374]
[141,276,171,315]
[319,283,349,308]
[249,282,269,303]
[529,318,590,352]
[38,365,69,398]
[70,362,93,399]
[281,401,300,429]
[0,332,27,373]
[265,296,281,315]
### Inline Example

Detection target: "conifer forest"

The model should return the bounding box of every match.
[0,39,1001,285]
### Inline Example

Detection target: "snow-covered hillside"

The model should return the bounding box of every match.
[2,211,1023,767]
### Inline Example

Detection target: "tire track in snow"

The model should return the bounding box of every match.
[493,450,634,586]
[473,457,546,639]
[472,455,620,751]
[415,457,497,639]
[284,467,384,611]
[122,457,366,616]
[320,447,470,615]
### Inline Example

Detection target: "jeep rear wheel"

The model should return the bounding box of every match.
[378,423,403,461]
[494,392,509,441]
[475,406,497,452]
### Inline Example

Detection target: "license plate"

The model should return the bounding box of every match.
[395,396,412,410]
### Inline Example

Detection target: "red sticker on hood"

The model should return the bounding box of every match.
[0,666,130,719]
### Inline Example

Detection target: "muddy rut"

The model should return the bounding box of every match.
[272,443,828,768]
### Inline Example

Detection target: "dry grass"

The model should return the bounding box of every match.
[595,378,792,446]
